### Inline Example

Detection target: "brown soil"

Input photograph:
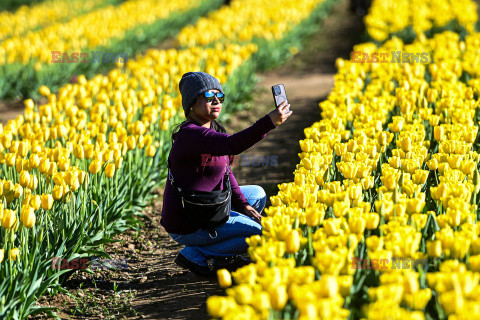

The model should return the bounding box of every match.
[26,1,366,319]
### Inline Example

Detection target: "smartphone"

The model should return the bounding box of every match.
[272,84,288,108]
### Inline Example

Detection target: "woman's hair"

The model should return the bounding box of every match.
[171,118,227,142]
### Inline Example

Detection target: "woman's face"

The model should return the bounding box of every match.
[190,89,223,122]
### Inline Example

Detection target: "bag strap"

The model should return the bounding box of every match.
[168,155,231,191]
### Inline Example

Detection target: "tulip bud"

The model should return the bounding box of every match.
[41,194,54,210]
[89,160,102,175]
[29,194,41,211]
[64,171,78,187]
[426,240,442,258]
[1,209,16,229]
[29,154,40,169]
[217,269,232,288]
[39,85,51,97]
[19,170,31,188]
[114,157,123,170]
[305,207,323,227]
[268,286,288,310]
[126,136,136,150]
[474,168,480,187]
[206,296,234,318]
[36,227,44,243]
[105,163,115,178]
[84,144,94,159]
[286,229,301,253]
[349,216,366,234]
[427,158,438,171]
[434,126,444,141]
[398,173,405,187]
[14,184,23,199]
[146,145,156,157]
[365,213,380,230]
[52,185,64,200]
[400,136,411,152]
[20,206,35,228]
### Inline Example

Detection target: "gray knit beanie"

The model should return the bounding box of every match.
[179,72,224,116]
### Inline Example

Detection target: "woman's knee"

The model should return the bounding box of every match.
[251,185,266,200]
[240,185,266,200]
[220,215,262,237]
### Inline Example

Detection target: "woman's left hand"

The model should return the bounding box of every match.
[242,205,262,223]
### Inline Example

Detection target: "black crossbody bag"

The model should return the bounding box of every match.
[167,156,232,236]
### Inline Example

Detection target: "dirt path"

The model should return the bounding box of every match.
[29,1,366,319]
[227,0,365,205]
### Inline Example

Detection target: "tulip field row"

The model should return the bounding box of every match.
[0,0,338,318]
[0,0,122,42]
[0,0,226,100]
[206,0,480,319]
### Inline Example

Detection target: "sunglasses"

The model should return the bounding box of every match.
[203,91,225,103]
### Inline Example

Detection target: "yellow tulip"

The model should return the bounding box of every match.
[13,184,23,199]
[349,216,366,234]
[126,135,136,150]
[8,248,19,261]
[105,163,115,178]
[365,213,380,230]
[268,285,288,310]
[74,144,84,159]
[333,201,349,218]
[19,170,31,188]
[217,269,232,288]
[28,154,40,169]
[305,207,324,227]
[29,194,41,211]
[286,229,301,254]
[434,126,444,141]
[20,206,35,228]
[89,160,102,174]
[426,88,438,103]
[41,194,54,210]
[52,185,65,200]
[206,296,235,318]
[84,144,94,159]
[146,145,156,157]
[400,136,411,152]
[114,157,123,170]
[1,209,16,229]
[64,171,78,187]
[426,240,442,258]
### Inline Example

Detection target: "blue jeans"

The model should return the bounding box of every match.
[169,185,266,267]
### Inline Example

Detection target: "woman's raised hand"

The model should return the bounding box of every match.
[268,101,293,126]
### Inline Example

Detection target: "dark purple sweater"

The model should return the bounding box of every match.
[160,114,277,235]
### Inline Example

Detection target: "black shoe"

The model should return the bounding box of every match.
[213,255,253,272]
[174,253,216,277]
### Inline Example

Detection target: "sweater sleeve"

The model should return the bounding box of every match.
[179,114,277,157]
[227,166,250,211]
